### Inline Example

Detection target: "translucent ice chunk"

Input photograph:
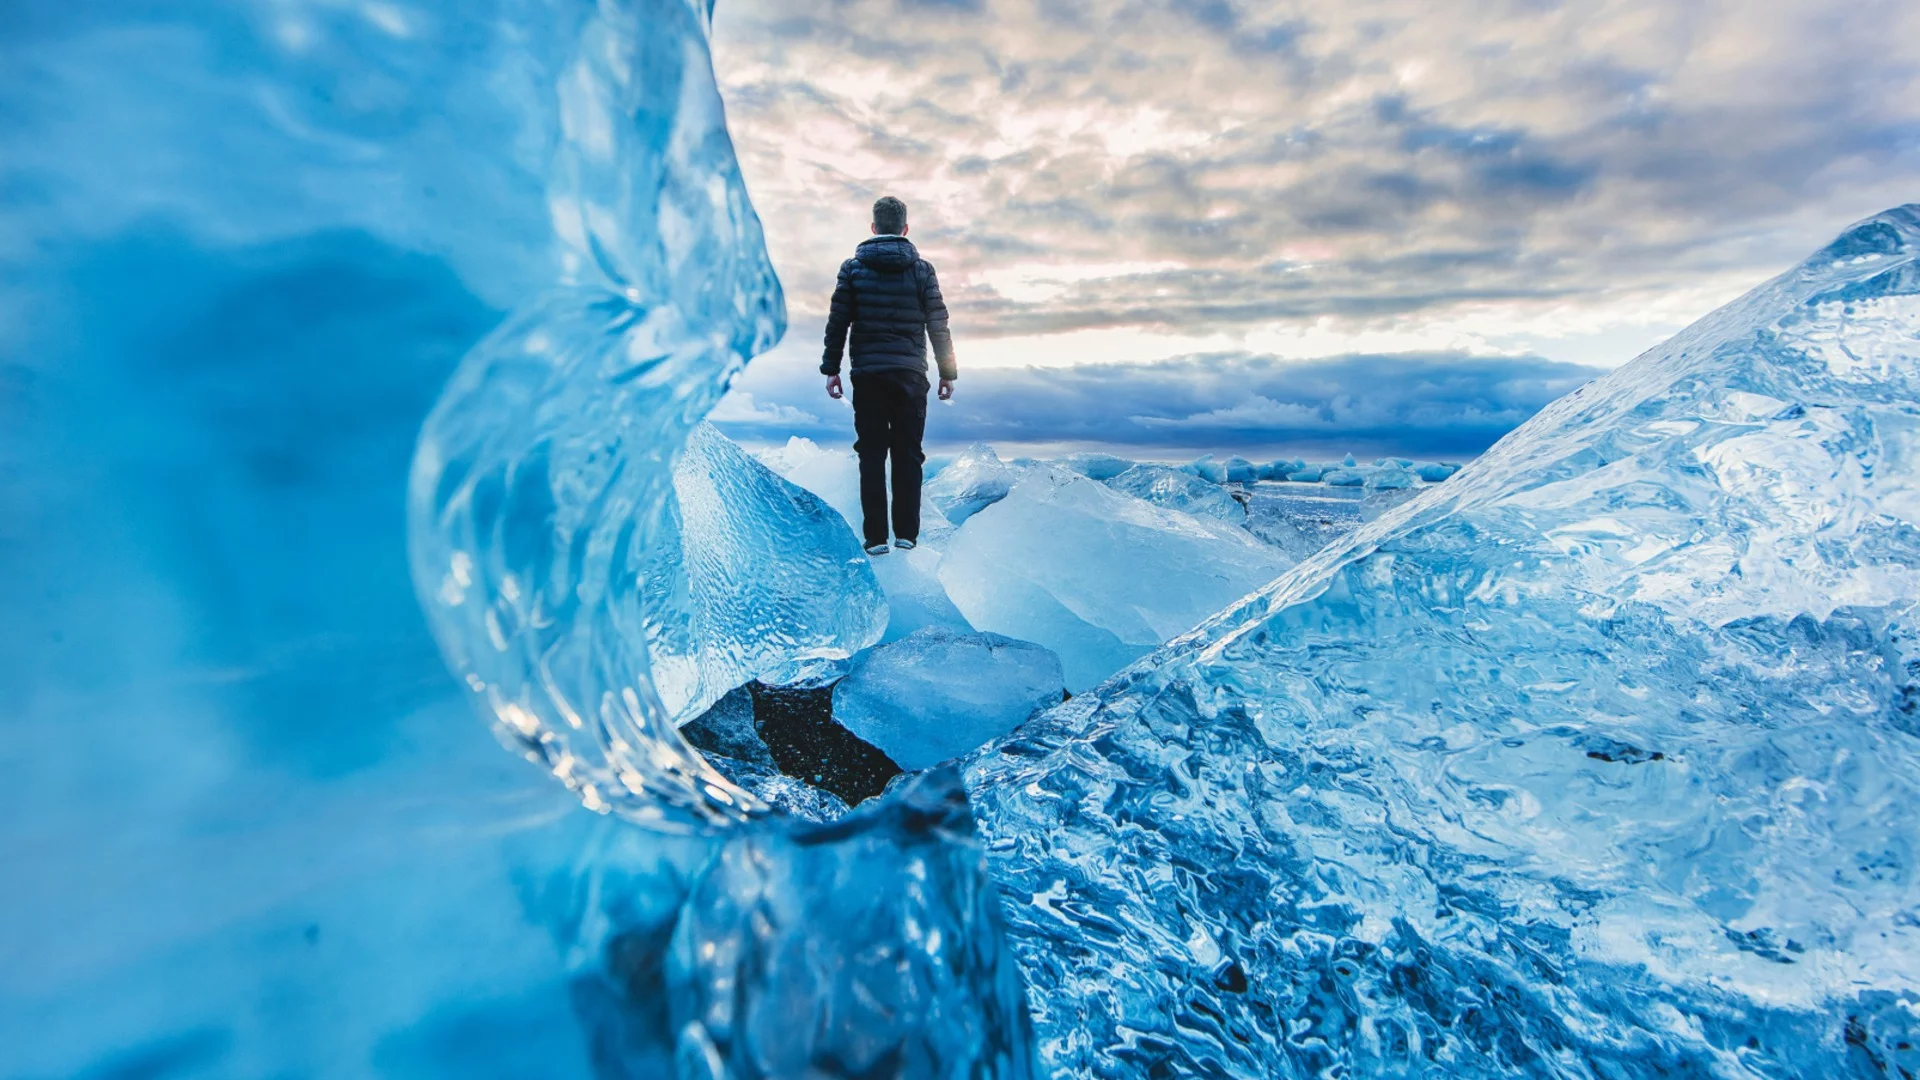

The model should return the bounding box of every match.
[758,436,965,640]
[649,423,885,724]
[924,443,1022,524]
[1415,460,1461,481]
[832,628,1064,771]
[1060,452,1136,481]
[940,467,1290,689]
[669,770,1035,1077]
[870,546,976,643]
[966,205,1920,1077]
[1103,463,1247,523]
[1222,456,1259,483]
[1187,454,1228,482]
[1362,461,1415,489]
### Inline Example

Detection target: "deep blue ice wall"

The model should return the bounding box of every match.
[0,2,768,1074]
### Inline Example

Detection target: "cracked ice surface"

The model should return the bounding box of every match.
[966,207,1920,1077]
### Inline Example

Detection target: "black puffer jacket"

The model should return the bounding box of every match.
[821,235,957,381]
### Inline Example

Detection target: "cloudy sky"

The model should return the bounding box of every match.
[706,0,1920,458]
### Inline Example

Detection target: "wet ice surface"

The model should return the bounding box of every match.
[939,466,1293,691]
[833,628,1066,771]
[966,206,1920,1077]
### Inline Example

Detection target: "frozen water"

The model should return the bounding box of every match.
[967,206,1920,1077]
[1,0,783,1070]
[1362,461,1416,489]
[1104,463,1248,523]
[1222,456,1260,483]
[833,628,1065,771]
[1416,460,1461,481]
[1187,454,1229,482]
[871,544,977,642]
[669,769,1035,1077]
[647,423,886,724]
[1061,451,1136,480]
[680,686,774,771]
[4,1,1032,1075]
[758,436,968,641]
[924,442,1023,524]
[940,466,1291,689]
[1242,481,1367,559]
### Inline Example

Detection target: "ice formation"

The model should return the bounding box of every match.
[940,467,1291,689]
[924,442,1023,524]
[3,0,1037,1075]
[1061,451,1136,480]
[833,628,1065,771]
[652,423,886,722]
[1104,463,1249,523]
[966,206,1920,1076]
[757,436,969,642]
[1242,483,1367,560]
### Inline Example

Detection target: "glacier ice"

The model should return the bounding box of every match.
[966,206,1920,1077]
[1061,451,1136,480]
[925,442,1023,524]
[758,436,970,641]
[668,770,1035,1078]
[832,628,1065,771]
[1104,463,1249,523]
[1187,454,1230,482]
[1242,482,1367,559]
[3,0,1033,1075]
[650,423,886,723]
[940,466,1291,689]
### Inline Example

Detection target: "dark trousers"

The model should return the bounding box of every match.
[851,368,928,547]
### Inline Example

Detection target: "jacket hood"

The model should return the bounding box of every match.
[855,235,919,272]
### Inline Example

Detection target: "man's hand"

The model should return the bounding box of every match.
[938,379,954,401]
[826,374,843,400]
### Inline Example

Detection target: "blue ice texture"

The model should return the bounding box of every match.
[966,206,1920,1077]
[1105,462,1250,523]
[3,0,1031,1076]
[1061,451,1137,480]
[11,0,1920,1076]
[925,442,1024,524]
[939,466,1292,690]
[833,628,1066,771]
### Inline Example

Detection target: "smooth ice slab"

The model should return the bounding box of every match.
[966,206,1920,1077]
[939,466,1290,689]
[923,443,1021,524]
[832,628,1064,771]
[1104,463,1247,523]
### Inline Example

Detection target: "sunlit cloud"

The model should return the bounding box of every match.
[710,0,1920,451]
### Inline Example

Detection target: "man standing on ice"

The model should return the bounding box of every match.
[821,195,958,557]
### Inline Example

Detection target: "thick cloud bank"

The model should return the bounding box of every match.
[716,349,1603,456]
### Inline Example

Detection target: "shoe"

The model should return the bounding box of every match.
[894,538,917,551]
[864,542,890,557]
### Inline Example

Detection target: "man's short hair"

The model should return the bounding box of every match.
[872,196,908,235]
